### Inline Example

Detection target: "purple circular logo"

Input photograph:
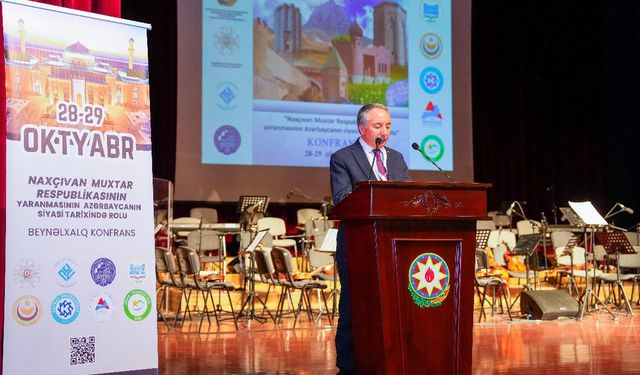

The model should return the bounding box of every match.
[213,125,241,155]
[91,258,116,287]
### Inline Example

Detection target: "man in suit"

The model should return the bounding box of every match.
[330,103,411,374]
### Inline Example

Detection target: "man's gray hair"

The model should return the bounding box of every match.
[357,103,389,126]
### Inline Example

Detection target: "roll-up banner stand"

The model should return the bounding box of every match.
[2,0,157,373]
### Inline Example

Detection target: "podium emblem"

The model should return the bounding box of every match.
[408,253,450,308]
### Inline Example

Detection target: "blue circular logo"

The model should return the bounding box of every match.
[213,125,241,155]
[419,67,443,94]
[51,293,80,324]
[91,258,116,287]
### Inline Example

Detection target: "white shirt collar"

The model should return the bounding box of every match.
[358,137,388,181]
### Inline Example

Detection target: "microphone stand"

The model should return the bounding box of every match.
[411,142,455,182]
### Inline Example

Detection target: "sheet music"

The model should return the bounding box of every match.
[568,201,608,226]
[245,229,269,252]
[318,228,338,252]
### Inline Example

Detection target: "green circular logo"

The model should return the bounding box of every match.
[123,289,152,321]
[420,135,445,162]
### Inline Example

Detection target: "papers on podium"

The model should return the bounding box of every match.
[568,201,608,226]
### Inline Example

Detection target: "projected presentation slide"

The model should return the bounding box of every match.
[202,0,451,171]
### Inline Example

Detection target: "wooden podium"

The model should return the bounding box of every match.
[331,181,490,374]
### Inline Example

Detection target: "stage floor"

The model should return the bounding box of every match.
[157,276,640,374]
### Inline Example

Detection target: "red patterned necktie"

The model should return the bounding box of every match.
[373,149,387,180]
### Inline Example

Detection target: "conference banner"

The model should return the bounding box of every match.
[2,1,157,374]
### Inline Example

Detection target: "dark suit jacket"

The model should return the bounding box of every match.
[330,140,411,205]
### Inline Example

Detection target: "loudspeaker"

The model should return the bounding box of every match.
[519,290,579,320]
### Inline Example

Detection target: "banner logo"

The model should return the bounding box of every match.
[91,258,117,287]
[13,259,41,289]
[51,293,80,324]
[408,253,450,308]
[124,289,152,321]
[13,295,42,326]
[128,258,147,284]
[89,293,115,322]
[55,258,79,287]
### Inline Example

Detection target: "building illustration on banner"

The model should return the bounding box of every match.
[4,18,151,148]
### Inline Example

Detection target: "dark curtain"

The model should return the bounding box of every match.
[32,0,120,17]
[121,0,177,182]
[472,1,640,228]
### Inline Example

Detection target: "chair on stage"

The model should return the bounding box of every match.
[190,207,219,224]
[175,246,238,332]
[476,219,496,231]
[296,208,322,230]
[186,229,224,271]
[594,232,638,315]
[155,246,181,329]
[516,220,541,236]
[171,216,201,242]
[251,248,278,323]
[155,246,192,326]
[270,247,333,327]
[474,249,512,322]
[258,217,302,269]
[488,230,536,287]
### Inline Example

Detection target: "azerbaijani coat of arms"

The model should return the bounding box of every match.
[408,252,450,308]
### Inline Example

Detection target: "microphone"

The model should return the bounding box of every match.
[411,142,455,182]
[367,137,383,180]
[618,203,635,215]
[506,201,516,216]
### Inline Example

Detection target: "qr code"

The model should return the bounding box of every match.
[70,336,96,365]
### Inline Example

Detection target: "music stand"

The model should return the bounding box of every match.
[596,231,637,316]
[475,229,491,250]
[237,195,269,230]
[313,228,339,321]
[236,229,271,326]
[557,236,582,297]
[559,207,585,227]
[568,201,616,321]
[509,233,541,310]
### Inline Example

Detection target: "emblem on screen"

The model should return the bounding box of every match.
[420,0,442,24]
[215,82,238,110]
[421,101,443,127]
[419,67,443,94]
[408,253,450,308]
[420,33,443,60]
[213,125,241,155]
